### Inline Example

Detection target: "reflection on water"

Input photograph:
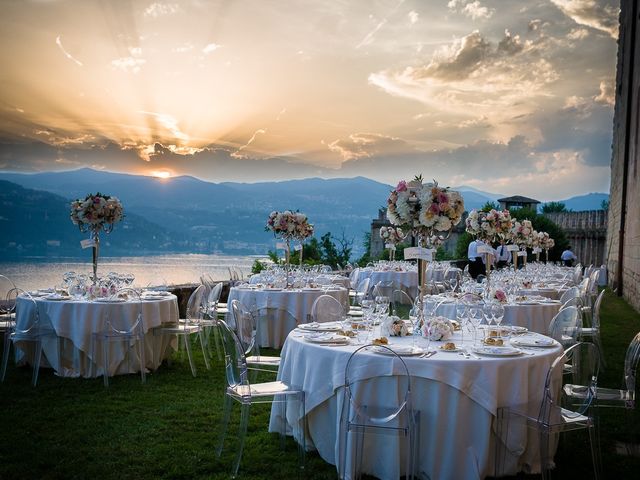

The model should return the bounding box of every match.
[0,254,259,291]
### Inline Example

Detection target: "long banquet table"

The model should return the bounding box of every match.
[226,286,349,348]
[14,293,178,378]
[270,328,563,479]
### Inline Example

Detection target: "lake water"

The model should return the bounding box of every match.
[0,254,260,291]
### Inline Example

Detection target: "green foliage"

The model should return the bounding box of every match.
[455,231,474,260]
[601,199,610,210]
[481,201,499,212]
[356,232,373,266]
[541,201,568,213]
[319,232,352,268]
[251,259,268,274]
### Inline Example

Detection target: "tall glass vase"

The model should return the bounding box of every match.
[484,252,491,299]
[299,243,304,267]
[91,230,100,285]
[285,239,292,288]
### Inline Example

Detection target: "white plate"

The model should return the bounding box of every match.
[264,288,283,291]
[472,346,524,356]
[93,297,127,303]
[510,336,556,348]
[298,322,342,332]
[305,334,350,345]
[142,295,168,300]
[302,287,321,291]
[144,290,171,296]
[372,345,424,356]
[44,294,71,301]
[509,326,529,334]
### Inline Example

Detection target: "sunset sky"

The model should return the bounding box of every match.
[0,0,619,200]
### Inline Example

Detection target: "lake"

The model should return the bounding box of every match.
[0,254,260,291]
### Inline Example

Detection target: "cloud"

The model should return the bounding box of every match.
[111,56,146,73]
[55,35,83,66]
[232,129,267,158]
[447,0,494,20]
[326,133,413,161]
[356,0,405,49]
[138,111,188,141]
[408,11,419,24]
[550,0,619,38]
[594,79,614,105]
[567,27,590,40]
[202,43,221,55]
[143,3,180,18]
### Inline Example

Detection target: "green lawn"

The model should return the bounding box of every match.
[1,289,639,479]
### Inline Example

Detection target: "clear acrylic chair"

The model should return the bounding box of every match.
[215,319,305,478]
[90,288,146,387]
[579,289,606,369]
[230,299,280,372]
[565,331,640,410]
[548,306,582,349]
[495,342,601,479]
[338,344,420,479]
[559,286,581,305]
[0,275,17,362]
[309,294,345,324]
[155,284,210,376]
[348,278,370,317]
[1,289,60,387]
[391,289,413,318]
[372,280,394,300]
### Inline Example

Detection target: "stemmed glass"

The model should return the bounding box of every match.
[491,303,505,331]
[455,302,469,346]
[468,306,483,347]
[374,296,389,325]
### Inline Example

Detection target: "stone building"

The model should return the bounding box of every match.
[605,0,640,312]
[498,195,541,211]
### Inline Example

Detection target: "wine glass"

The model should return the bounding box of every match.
[455,302,469,346]
[375,295,389,325]
[491,303,505,330]
[468,306,483,346]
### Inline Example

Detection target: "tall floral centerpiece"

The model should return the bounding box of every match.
[511,220,534,269]
[266,210,314,280]
[70,193,124,284]
[538,232,555,262]
[379,226,405,261]
[465,209,513,294]
[386,176,464,302]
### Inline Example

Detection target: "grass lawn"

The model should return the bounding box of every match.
[1,289,639,479]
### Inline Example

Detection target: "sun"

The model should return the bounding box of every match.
[150,170,172,179]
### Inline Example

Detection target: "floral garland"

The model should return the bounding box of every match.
[70,193,124,233]
[511,219,534,248]
[386,176,464,243]
[379,226,405,245]
[465,209,513,243]
[266,210,314,241]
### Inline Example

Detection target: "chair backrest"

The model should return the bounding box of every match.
[539,342,598,425]
[230,299,256,355]
[391,289,413,318]
[0,275,17,315]
[343,344,413,426]
[560,296,584,310]
[349,269,360,290]
[623,331,640,399]
[311,295,345,323]
[217,319,250,393]
[207,282,223,308]
[10,289,42,337]
[588,270,600,294]
[354,278,370,305]
[548,306,581,346]
[104,288,144,336]
[185,285,207,325]
[590,289,605,329]
[372,281,394,299]
[559,286,580,304]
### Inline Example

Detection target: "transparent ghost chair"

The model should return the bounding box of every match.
[372,280,395,300]
[548,306,582,349]
[155,284,210,377]
[338,344,420,479]
[0,275,17,356]
[579,289,606,369]
[309,294,345,324]
[391,289,414,318]
[348,278,370,317]
[90,288,146,387]
[495,342,600,479]
[230,299,280,372]
[215,319,306,478]
[559,286,581,305]
[565,331,640,410]
[1,289,60,387]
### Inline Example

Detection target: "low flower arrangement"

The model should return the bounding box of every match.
[266,210,314,241]
[491,288,508,303]
[379,226,405,244]
[422,316,454,341]
[70,193,124,233]
[381,315,410,337]
[386,176,464,243]
[465,209,513,242]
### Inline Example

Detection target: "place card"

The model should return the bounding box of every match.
[477,245,493,254]
[404,247,433,261]
[532,247,542,253]
[384,243,396,250]
[293,244,303,251]
[517,251,527,257]
[506,245,520,252]
[80,238,96,249]
[276,241,287,249]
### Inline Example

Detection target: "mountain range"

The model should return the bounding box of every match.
[0,168,608,258]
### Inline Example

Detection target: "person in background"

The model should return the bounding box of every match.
[468,238,488,279]
[561,246,578,267]
[496,239,511,269]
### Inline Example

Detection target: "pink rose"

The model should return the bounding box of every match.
[429,203,440,214]
[396,180,407,192]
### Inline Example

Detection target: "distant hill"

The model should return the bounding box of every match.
[552,193,609,212]
[0,168,609,257]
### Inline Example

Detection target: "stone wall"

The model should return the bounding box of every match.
[605,0,640,312]
[544,211,608,267]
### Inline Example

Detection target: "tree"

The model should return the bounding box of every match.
[510,208,569,261]
[600,199,609,211]
[481,201,499,212]
[541,201,568,213]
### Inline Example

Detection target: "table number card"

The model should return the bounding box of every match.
[293,244,303,251]
[477,245,493,254]
[404,247,434,261]
[385,243,397,250]
[276,241,287,250]
[517,251,527,257]
[506,245,520,252]
[80,238,96,249]
[532,247,542,253]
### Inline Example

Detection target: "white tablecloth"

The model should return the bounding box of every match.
[226,287,349,348]
[425,296,562,335]
[353,268,418,299]
[270,330,562,479]
[14,295,178,378]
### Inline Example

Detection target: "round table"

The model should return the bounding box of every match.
[14,293,178,378]
[226,286,349,348]
[270,328,563,479]
[353,268,418,299]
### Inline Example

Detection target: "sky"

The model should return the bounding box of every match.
[0,0,619,200]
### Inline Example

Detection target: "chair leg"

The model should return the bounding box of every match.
[539,429,550,480]
[183,335,197,377]
[102,338,110,387]
[198,331,211,370]
[32,339,43,387]
[1,333,12,382]
[216,392,233,457]
[211,324,223,361]
[138,337,146,384]
[232,403,251,478]
[588,422,601,479]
